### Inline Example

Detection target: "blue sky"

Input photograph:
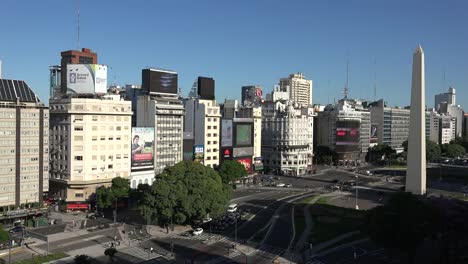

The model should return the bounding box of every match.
[1,0,467,109]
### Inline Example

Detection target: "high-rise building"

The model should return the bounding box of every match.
[434,86,456,110]
[279,73,313,107]
[463,113,468,140]
[438,102,463,138]
[48,95,132,201]
[60,48,98,94]
[406,45,426,195]
[426,109,440,143]
[369,100,410,151]
[49,65,61,98]
[316,99,370,161]
[123,84,143,127]
[262,89,314,176]
[439,114,456,145]
[0,79,49,208]
[183,98,221,168]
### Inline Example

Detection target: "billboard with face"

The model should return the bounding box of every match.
[221,119,233,147]
[131,127,154,170]
[67,64,107,94]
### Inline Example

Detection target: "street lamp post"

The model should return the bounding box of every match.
[235,218,238,248]
[355,173,359,210]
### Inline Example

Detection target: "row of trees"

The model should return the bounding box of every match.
[96,160,247,227]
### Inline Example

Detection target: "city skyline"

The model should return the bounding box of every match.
[1,0,467,108]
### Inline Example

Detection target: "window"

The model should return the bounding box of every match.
[74,156,83,161]
[108,165,113,169]
[108,136,113,140]
[92,116,98,121]
[74,126,83,131]
[92,126,97,131]
[208,126,212,129]
[92,155,97,160]
[74,136,83,141]
[116,126,121,131]
[75,193,84,198]
[92,136,97,141]
[100,136,106,141]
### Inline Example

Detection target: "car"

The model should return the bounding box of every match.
[286,184,292,188]
[193,228,203,236]
[365,170,373,176]
[227,204,237,213]
[202,217,212,224]
[276,183,285,187]
[9,226,24,234]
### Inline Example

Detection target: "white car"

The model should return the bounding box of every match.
[227,204,237,213]
[276,183,285,187]
[193,228,203,236]
[202,217,212,223]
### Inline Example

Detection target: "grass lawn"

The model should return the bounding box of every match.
[0,225,9,243]
[309,202,366,245]
[15,253,68,264]
[297,195,317,205]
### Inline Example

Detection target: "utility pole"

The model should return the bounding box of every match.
[355,173,359,210]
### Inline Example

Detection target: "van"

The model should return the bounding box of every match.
[227,204,237,213]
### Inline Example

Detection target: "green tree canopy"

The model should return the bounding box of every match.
[139,161,231,226]
[104,248,117,263]
[366,144,396,164]
[218,160,248,184]
[96,186,114,209]
[110,177,130,198]
[96,177,130,209]
[402,139,441,162]
[314,145,339,164]
[442,143,466,158]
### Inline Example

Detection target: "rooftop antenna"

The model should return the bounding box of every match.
[343,53,350,99]
[327,80,330,104]
[443,67,446,91]
[373,57,377,101]
[76,0,80,50]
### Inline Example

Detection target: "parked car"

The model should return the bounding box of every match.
[276,183,285,187]
[227,204,237,213]
[193,228,203,236]
[202,217,212,224]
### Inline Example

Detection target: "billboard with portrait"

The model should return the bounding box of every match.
[335,120,360,153]
[193,145,204,163]
[131,127,154,170]
[234,123,253,147]
[221,119,233,147]
[67,64,107,94]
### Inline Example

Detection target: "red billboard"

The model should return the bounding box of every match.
[235,157,252,173]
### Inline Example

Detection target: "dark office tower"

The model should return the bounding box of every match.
[60,48,98,93]
[142,68,178,95]
[197,77,215,100]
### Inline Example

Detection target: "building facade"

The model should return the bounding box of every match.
[279,73,313,107]
[0,79,49,208]
[136,94,184,175]
[439,114,456,145]
[463,113,468,140]
[370,100,410,151]
[426,109,440,143]
[60,48,98,94]
[49,95,132,201]
[434,86,456,111]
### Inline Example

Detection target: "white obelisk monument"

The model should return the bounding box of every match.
[406,45,426,195]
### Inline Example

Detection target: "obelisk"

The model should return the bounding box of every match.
[406,45,426,195]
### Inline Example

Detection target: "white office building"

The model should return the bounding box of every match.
[279,73,313,107]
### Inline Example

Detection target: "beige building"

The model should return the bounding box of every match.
[183,98,221,168]
[0,79,49,208]
[49,95,132,201]
[279,73,313,107]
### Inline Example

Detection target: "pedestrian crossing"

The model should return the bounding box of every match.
[119,245,161,260]
[170,233,231,243]
[306,257,325,264]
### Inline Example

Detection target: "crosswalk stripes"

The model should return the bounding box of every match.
[306,257,325,264]
[119,246,161,260]
[170,233,233,244]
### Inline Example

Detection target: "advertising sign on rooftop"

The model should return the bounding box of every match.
[67,64,107,94]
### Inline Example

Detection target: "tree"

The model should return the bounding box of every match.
[366,192,438,264]
[139,161,231,226]
[366,144,396,164]
[314,145,338,164]
[104,248,117,263]
[402,140,441,162]
[96,177,130,209]
[74,255,92,264]
[218,160,247,184]
[443,143,465,158]
[110,177,130,199]
[96,186,114,209]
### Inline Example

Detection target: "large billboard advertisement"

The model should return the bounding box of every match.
[193,145,204,163]
[335,120,360,153]
[234,123,253,147]
[131,127,154,170]
[221,119,233,147]
[67,64,107,94]
[142,69,178,95]
[370,125,378,144]
[235,157,252,174]
[254,157,264,171]
[220,147,233,163]
[242,86,263,106]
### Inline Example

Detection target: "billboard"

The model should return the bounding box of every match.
[234,123,253,147]
[335,120,360,153]
[193,145,204,163]
[370,125,378,144]
[242,86,263,106]
[131,127,154,170]
[220,147,233,163]
[233,147,253,157]
[221,119,233,147]
[198,77,215,100]
[235,157,252,174]
[67,64,107,94]
[254,157,264,171]
[142,69,178,95]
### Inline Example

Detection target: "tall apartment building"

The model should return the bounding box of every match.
[49,95,132,201]
[463,113,468,140]
[439,114,456,144]
[434,86,456,111]
[369,100,410,151]
[279,73,313,107]
[60,48,98,94]
[438,102,463,138]
[426,109,440,143]
[184,98,221,168]
[316,99,370,161]
[0,79,49,208]
[136,94,184,175]
[49,65,61,99]
[262,90,314,176]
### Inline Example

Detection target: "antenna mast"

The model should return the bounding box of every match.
[373,57,377,101]
[344,55,349,99]
[77,0,80,49]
